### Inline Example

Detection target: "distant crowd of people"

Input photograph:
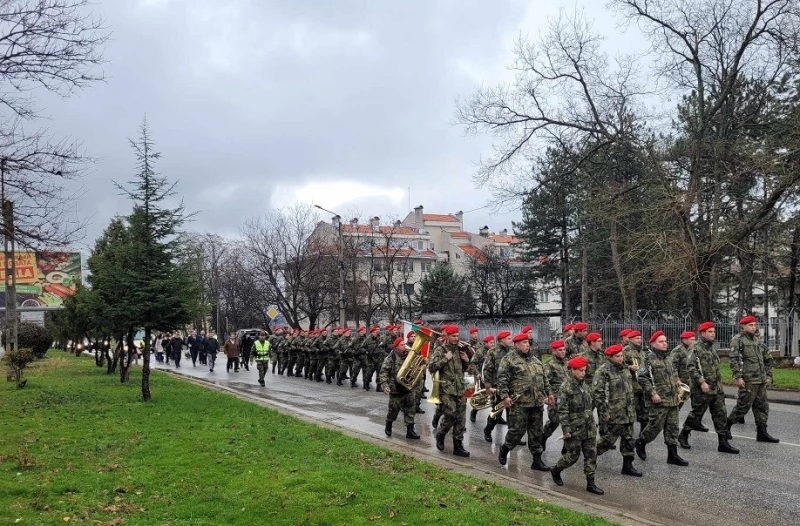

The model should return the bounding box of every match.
[155,329,243,373]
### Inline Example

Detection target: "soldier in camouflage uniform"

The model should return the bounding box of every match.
[670,330,705,432]
[380,337,421,439]
[543,340,568,451]
[268,327,281,374]
[565,322,589,358]
[469,334,492,422]
[359,327,380,390]
[324,327,341,384]
[727,316,779,443]
[306,330,319,380]
[581,332,604,384]
[679,323,739,453]
[623,330,648,433]
[428,325,471,457]
[618,328,632,345]
[335,328,353,385]
[593,344,642,477]
[562,323,575,340]
[634,331,688,467]
[482,331,514,442]
[496,333,553,472]
[314,329,329,382]
[520,324,541,360]
[405,331,426,415]
[430,332,448,428]
[349,326,367,387]
[550,355,603,495]
[371,325,393,392]
[286,331,300,376]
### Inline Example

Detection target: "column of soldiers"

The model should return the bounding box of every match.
[259,316,780,496]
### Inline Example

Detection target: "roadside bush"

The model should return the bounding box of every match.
[2,323,53,358]
[3,347,34,388]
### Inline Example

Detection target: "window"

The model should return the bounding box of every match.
[430,242,435,251]
[421,261,432,273]
[455,252,461,259]
[398,261,414,272]
[538,290,550,303]
[403,283,415,295]
[415,240,424,250]
[377,283,389,294]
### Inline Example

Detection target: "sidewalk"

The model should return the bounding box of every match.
[722,384,800,406]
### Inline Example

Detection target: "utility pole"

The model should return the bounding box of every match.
[314,204,346,326]
[1,158,18,353]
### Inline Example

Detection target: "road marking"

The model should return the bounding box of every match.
[732,435,800,447]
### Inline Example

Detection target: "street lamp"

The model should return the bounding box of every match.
[314,204,346,327]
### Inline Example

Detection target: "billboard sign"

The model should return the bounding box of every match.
[0,252,81,309]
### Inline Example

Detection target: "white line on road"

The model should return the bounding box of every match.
[732,434,800,447]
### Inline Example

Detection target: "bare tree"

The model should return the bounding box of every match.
[464,244,536,318]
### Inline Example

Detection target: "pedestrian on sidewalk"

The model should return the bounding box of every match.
[253,331,271,386]
[170,332,185,368]
[161,333,171,365]
[199,330,208,365]
[187,329,203,367]
[205,331,219,372]
[224,332,240,373]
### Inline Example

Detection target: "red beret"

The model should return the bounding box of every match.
[358,326,366,333]
[393,337,404,348]
[442,325,460,335]
[512,333,528,343]
[585,332,601,342]
[370,326,380,333]
[384,324,393,330]
[680,331,695,339]
[497,330,511,339]
[406,331,414,339]
[521,325,532,333]
[627,330,641,338]
[649,330,664,343]
[573,322,588,331]
[739,315,756,325]
[604,344,624,356]
[343,328,351,335]
[468,327,479,334]
[567,356,588,369]
[698,321,715,332]
[483,335,494,343]
[619,329,632,337]
[564,323,574,331]
[550,339,565,349]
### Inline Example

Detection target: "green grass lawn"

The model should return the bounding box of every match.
[719,362,800,390]
[0,354,612,526]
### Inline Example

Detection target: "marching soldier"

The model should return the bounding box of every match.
[349,327,368,387]
[371,325,393,392]
[593,344,642,477]
[380,337,422,440]
[359,326,380,389]
[679,323,739,453]
[542,340,568,451]
[670,330,704,432]
[623,330,648,433]
[565,322,589,358]
[562,323,574,339]
[619,328,631,345]
[253,330,271,386]
[727,315,779,443]
[268,327,283,374]
[469,334,493,423]
[324,327,340,384]
[550,355,603,495]
[634,331,688,467]
[336,328,353,386]
[428,325,471,457]
[496,333,553,472]
[405,331,426,415]
[483,331,514,442]
[521,324,541,359]
[581,332,604,383]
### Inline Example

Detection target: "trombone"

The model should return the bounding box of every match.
[489,394,520,419]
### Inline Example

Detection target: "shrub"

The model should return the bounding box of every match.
[3,347,35,388]
[2,323,53,358]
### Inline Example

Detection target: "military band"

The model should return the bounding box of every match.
[251,317,780,496]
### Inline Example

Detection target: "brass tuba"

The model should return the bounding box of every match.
[677,381,691,408]
[396,330,431,391]
[469,377,493,410]
[427,371,441,404]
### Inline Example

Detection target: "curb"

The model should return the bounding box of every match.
[723,391,800,407]
[162,368,663,526]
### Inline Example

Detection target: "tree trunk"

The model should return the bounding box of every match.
[608,220,631,317]
[142,327,152,401]
[691,260,715,321]
[119,328,134,384]
[788,224,800,313]
[581,244,589,318]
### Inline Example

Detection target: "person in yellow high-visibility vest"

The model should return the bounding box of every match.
[254,331,271,386]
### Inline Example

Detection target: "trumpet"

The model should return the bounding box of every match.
[489,394,520,419]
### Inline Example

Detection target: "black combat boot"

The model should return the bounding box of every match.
[635,438,647,461]
[469,409,477,423]
[375,384,381,393]
[735,416,745,424]
[531,453,550,472]
[585,475,604,495]
[435,432,445,451]
[678,429,691,449]
[717,434,739,454]
[666,445,689,466]
[406,424,420,439]
[498,444,510,465]
[621,456,642,477]
[725,417,733,439]
[316,372,323,382]
[384,421,393,437]
[483,424,493,443]
[550,467,564,486]
[350,379,356,388]
[432,412,440,428]
[756,424,779,443]
[452,439,470,458]
[694,420,710,432]
[336,375,343,386]
[286,370,294,377]
[325,375,332,384]
[364,382,371,391]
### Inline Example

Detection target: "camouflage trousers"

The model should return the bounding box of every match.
[437,393,467,441]
[308,358,319,376]
[728,381,770,426]
[683,388,727,433]
[387,393,416,425]
[338,358,353,380]
[543,403,560,439]
[351,355,370,385]
[640,404,679,446]
[372,353,387,383]
[315,355,327,377]
[325,356,340,380]
[256,360,269,382]
[503,404,544,455]
[597,422,634,458]
[556,435,597,476]
[634,391,650,429]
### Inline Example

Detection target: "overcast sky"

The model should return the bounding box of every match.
[35,0,632,249]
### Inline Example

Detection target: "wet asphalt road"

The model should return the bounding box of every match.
[153,358,800,526]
